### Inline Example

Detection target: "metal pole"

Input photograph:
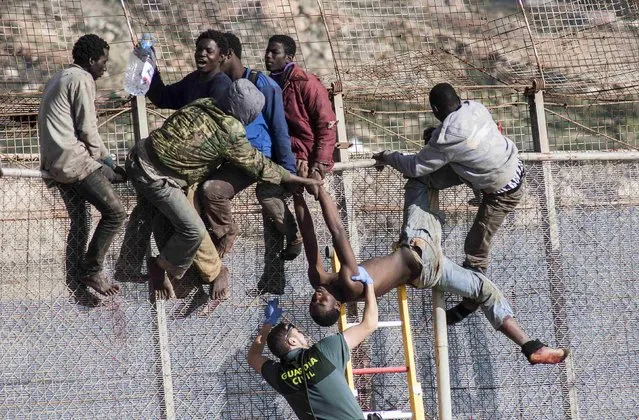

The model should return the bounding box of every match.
[428,190,453,420]
[0,168,51,178]
[131,96,149,142]
[156,300,176,420]
[331,84,372,404]
[332,85,360,260]
[528,80,550,154]
[330,83,359,242]
[6,151,639,180]
[329,151,639,172]
[129,92,176,419]
[432,289,452,419]
[526,82,579,420]
[119,0,138,46]
[518,151,639,161]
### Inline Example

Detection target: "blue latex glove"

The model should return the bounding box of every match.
[264,298,283,325]
[352,266,374,285]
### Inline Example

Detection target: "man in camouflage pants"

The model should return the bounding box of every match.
[125,80,322,300]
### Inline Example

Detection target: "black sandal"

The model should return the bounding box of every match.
[521,339,547,365]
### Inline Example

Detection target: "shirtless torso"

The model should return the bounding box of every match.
[294,181,568,365]
[295,185,419,304]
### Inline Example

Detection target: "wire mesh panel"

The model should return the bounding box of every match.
[433,160,639,419]
[319,0,639,154]
[3,0,639,159]
[2,163,639,418]
[0,180,163,419]
[120,0,314,83]
[543,97,639,151]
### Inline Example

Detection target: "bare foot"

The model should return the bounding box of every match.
[528,346,570,365]
[198,267,229,317]
[80,272,121,296]
[149,257,176,300]
[209,266,230,300]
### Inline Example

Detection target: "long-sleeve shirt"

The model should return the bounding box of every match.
[146,70,232,110]
[385,100,521,193]
[38,64,110,183]
[243,68,296,174]
[142,98,291,187]
[271,63,337,170]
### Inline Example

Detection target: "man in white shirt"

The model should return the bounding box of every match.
[39,34,126,297]
[374,83,525,324]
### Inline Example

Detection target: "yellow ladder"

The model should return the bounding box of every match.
[332,254,425,420]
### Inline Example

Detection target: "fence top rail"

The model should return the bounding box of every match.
[334,152,639,171]
[517,151,639,162]
[0,167,50,179]
[1,151,639,179]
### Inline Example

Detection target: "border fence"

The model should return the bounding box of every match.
[2,0,639,418]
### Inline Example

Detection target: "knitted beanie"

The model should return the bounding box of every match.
[218,78,265,126]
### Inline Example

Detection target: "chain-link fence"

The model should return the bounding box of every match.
[2,0,639,418]
[1,163,638,418]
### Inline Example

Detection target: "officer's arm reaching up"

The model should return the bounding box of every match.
[343,267,378,349]
[247,299,283,373]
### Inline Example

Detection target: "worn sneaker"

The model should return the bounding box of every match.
[280,238,303,261]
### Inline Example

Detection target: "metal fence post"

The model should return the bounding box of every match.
[131,95,176,420]
[526,81,579,420]
[331,82,359,250]
[331,82,374,404]
[131,96,149,142]
[429,190,453,420]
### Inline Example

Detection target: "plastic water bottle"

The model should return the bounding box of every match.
[123,33,156,96]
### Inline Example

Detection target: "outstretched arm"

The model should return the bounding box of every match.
[343,268,378,349]
[225,125,322,190]
[373,127,448,178]
[248,299,282,373]
[247,323,271,373]
[317,184,358,278]
[146,71,188,110]
[294,181,359,293]
[294,193,326,288]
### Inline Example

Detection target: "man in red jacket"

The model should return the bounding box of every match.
[265,35,337,181]
[262,35,338,294]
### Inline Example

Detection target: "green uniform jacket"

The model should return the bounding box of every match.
[147,98,291,186]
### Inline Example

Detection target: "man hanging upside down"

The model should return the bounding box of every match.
[294,176,569,365]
